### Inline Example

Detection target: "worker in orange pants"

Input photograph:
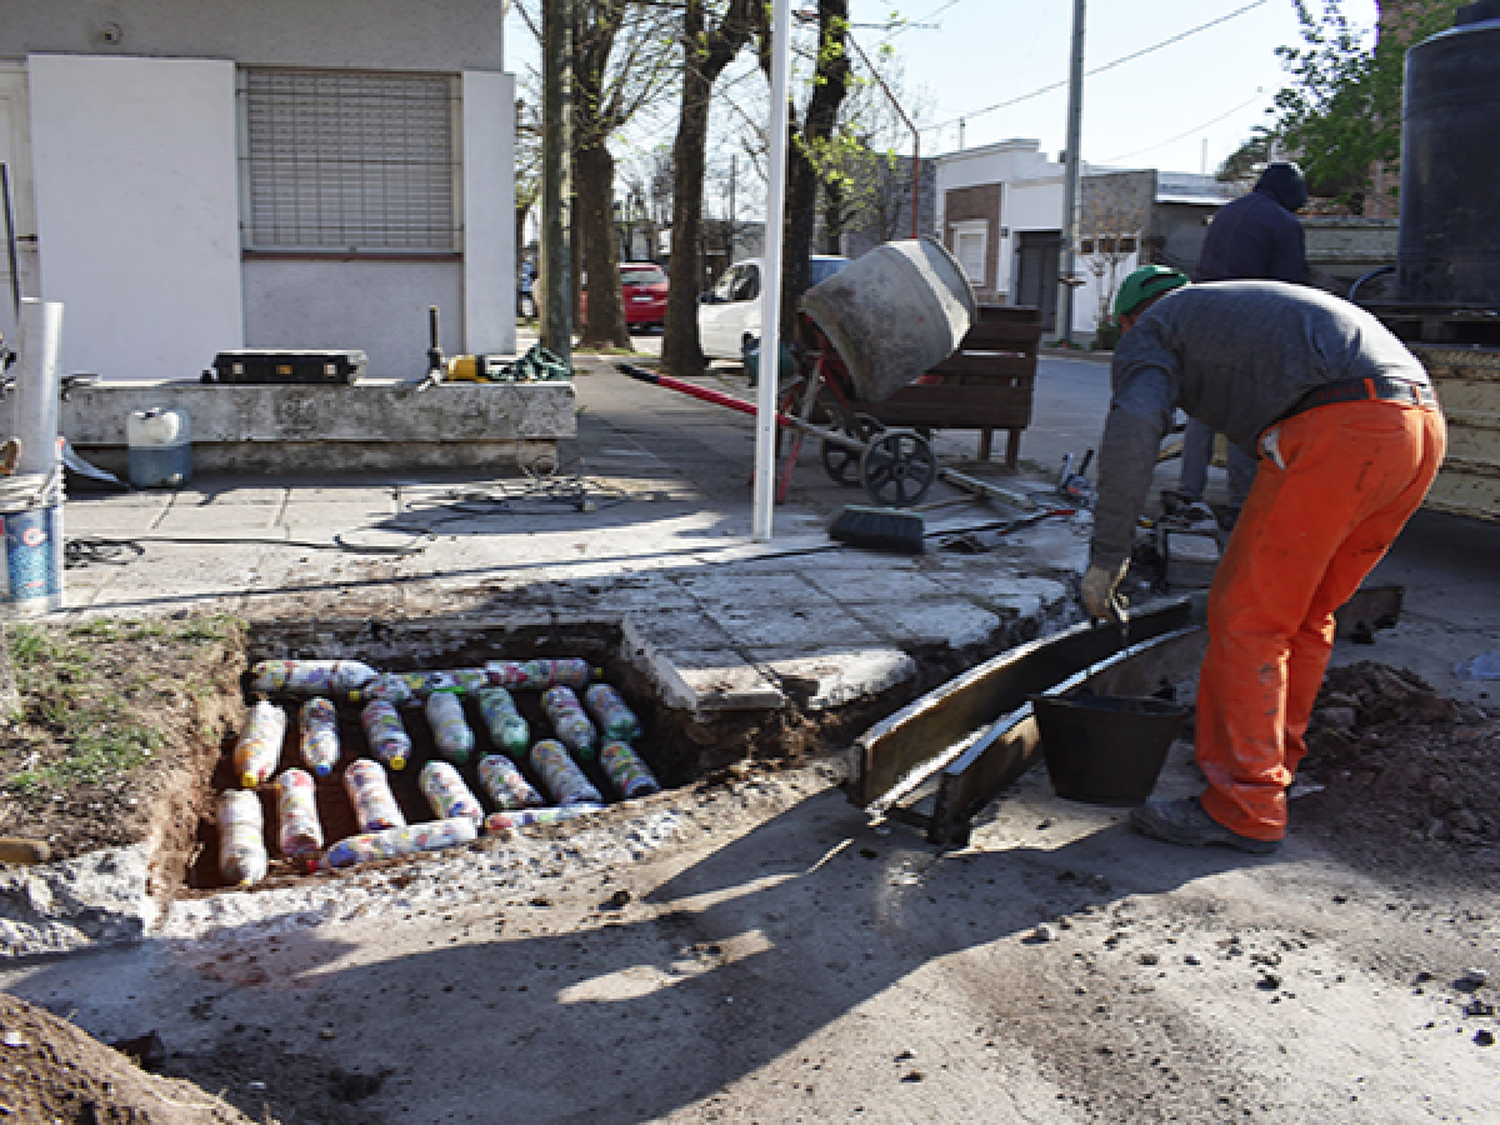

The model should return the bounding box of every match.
[1194,398,1445,842]
[1082,268,1446,853]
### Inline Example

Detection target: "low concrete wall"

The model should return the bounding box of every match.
[60,379,576,474]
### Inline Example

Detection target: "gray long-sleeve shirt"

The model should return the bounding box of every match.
[1090,280,1430,571]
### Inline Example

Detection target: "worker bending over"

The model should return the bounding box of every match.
[1084,266,1446,853]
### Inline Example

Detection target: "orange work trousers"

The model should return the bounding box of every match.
[1195,398,1447,841]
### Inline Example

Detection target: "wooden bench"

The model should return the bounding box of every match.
[854,304,1043,467]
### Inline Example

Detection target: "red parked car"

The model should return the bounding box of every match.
[581,262,668,330]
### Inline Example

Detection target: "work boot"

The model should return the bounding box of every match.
[1129,796,1281,855]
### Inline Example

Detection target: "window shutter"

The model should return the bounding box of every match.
[244,70,457,252]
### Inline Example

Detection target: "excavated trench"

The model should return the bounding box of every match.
[170,612,907,898]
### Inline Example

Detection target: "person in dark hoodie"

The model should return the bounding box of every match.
[1173,162,1311,528]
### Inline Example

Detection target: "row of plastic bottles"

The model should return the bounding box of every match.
[251,657,598,702]
[218,736,661,885]
[235,682,646,780]
[223,658,659,885]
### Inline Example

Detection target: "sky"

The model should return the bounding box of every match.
[503,0,1383,180]
[847,0,1380,174]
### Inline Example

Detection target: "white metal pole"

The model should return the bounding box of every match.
[752,0,793,542]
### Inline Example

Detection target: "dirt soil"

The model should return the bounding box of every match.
[0,992,261,1124]
[3,633,1498,1120]
[0,616,244,864]
[1297,661,1500,879]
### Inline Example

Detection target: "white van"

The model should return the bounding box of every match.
[698,255,851,360]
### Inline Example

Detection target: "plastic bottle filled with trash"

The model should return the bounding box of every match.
[584,683,643,742]
[299,697,341,778]
[599,740,661,800]
[367,669,491,702]
[542,686,597,760]
[485,658,594,690]
[419,760,485,824]
[529,738,603,806]
[360,700,412,771]
[275,767,324,865]
[484,804,604,834]
[251,659,379,696]
[319,816,478,870]
[343,758,407,833]
[426,690,476,764]
[476,687,530,757]
[347,674,418,708]
[217,789,268,887]
[234,700,287,789]
[477,753,545,810]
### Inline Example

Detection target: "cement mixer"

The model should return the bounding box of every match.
[621,239,1003,508]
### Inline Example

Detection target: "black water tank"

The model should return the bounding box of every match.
[1396,0,1500,308]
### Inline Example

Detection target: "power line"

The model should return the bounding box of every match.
[927,0,1268,133]
[1100,91,1269,164]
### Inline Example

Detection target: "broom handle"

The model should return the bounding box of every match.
[616,364,866,453]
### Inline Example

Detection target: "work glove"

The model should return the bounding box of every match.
[1081,560,1129,624]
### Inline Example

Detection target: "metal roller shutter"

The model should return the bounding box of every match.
[242,69,458,253]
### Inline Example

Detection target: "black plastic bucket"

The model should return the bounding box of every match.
[1032,692,1188,807]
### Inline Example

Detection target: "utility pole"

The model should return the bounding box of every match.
[541,0,572,360]
[1057,0,1086,346]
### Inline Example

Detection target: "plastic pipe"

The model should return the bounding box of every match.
[13,300,63,474]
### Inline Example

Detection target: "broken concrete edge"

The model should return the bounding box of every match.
[0,845,156,960]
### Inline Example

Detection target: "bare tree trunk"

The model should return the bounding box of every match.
[776,0,850,337]
[660,0,755,377]
[576,141,630,347]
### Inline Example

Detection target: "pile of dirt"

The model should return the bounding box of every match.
[1296,660,1500,871]
[0,993,263,1124]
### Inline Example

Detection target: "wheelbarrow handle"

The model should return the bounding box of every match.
[615,364,866,453]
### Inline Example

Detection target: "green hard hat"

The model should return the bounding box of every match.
[1114,265,1189,319]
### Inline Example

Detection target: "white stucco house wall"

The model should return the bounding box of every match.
[935,139,1231,339]
[0,0,516,380]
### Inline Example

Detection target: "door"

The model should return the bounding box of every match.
[0,65,39,340]
[1015,231,1060,333]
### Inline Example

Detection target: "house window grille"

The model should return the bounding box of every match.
[242,69,459,253]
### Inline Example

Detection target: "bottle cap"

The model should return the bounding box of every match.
[242,772,259,788]
[390,756,407,771]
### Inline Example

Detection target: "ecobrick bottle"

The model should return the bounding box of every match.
[343,758,406,833]
[217,790,268,886]
[419,760,485,824]
[234,700,287,789]
[529,739,603,806]
[299,697,341,778]
[476,687,530,757]
[275,767,324,866]
[541,686,598,760]
[359,700,412,771]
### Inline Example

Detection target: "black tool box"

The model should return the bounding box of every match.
[205,349,367,385]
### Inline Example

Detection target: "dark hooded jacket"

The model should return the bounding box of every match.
[1195,162,1309,284]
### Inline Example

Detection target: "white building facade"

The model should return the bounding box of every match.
[0,0,516,379]
[935,139,1232,339]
